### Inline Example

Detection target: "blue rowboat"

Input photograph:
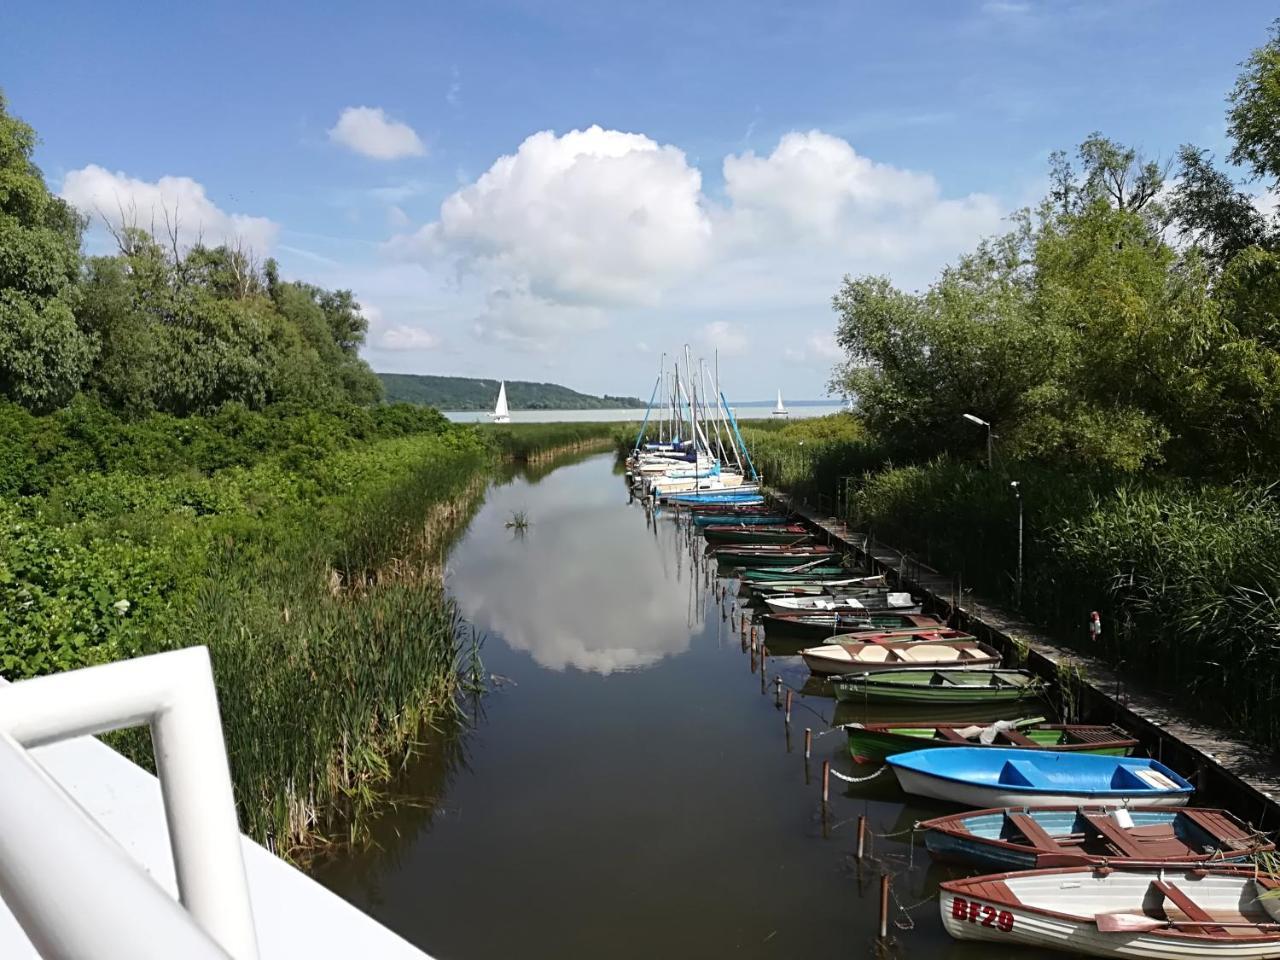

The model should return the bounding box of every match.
[920,805,1271,870]
[663,491,764,505]
[690,513,790,526]
[886,747,1193,809]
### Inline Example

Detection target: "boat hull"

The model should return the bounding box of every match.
[892,764,1191,808]
[714,548,835,567]
[832,670,1042,704]
[702,527,815,545]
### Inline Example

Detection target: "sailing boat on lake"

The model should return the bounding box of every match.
[490,380,511,423]
[772,389,788,417]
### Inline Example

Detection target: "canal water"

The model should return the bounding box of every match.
[314,452,1067,959]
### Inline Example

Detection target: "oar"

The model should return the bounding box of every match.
[780,558,826,574]
[1095,914,1277,933]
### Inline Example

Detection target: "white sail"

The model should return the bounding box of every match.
[772,388,788,416]
[491,380,511,423]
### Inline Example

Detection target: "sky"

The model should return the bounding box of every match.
[4,0,1277,400]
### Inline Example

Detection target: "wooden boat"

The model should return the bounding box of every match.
[750,575,887,596]
[690,513,790,526]
[832,668,1043,704]
[846,721,1137,764]
[763,612,939,640]
[887,747,1194,808]
[800,636,999,676]
[679,500,775,513]
[737,565,849,583]
[764,592,916,614]
[712,545,835,567]
[940,865,1280,957]
[701,524,815,545]
[922,806,1272,871]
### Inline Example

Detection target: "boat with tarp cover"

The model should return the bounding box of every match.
[844,721,1136,764]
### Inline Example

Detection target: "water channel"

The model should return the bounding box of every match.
[314,452,1068,959]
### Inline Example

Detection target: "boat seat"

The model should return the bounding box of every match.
[1082,812,1147,859]
[1151,879,1225,934]
[1006,812,1059,851]
[997,759,1046,788]
[935,728,972,743]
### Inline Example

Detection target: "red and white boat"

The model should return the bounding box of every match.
[941,864,1280,958]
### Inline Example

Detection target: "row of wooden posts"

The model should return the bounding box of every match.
[723,586,896,942]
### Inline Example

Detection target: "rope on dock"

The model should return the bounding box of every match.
[828,764,888,784]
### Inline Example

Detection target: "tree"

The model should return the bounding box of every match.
[1228,19,1280,184]
[1169,145,1272,267]
[0,91,93,410]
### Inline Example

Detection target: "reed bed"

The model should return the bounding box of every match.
[1,412,496,855]
[481,421,630,461]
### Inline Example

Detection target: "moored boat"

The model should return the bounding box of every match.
[800,636,999,676]
[712,545,836,567]
[845,721,1136,764]
[922,805,1272,870]
[831,668,1043,704]
[701,524,815,545]
[764,592,916,614]
[887,747,1194,808]
[763,612,940,640]
[737,565,849,583]
[690,512,790,526]
[940,865,1280,957]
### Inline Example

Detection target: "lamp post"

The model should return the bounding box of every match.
[1010,480,1023,607]
[962,413,993,469]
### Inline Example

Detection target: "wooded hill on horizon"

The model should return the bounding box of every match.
[378,373,645,410]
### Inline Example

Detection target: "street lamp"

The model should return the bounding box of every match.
[1010,480,1023,607]
[962,413,993,469]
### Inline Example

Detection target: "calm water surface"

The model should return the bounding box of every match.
[313,453,1070,959]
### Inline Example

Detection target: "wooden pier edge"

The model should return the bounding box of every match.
[775,493,1280,830]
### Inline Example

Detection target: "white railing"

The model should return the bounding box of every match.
[0,647,258,960]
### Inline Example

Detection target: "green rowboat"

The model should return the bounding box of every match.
[738,566,849,583]
[713,546,836,567]
[831,669,1043,704]
[844,721,1136,763]
[701,525,816,545]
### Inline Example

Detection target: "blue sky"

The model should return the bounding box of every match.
[4,1,1276,399]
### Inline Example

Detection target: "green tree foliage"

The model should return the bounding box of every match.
[0,92,93,410]
[832,126,1280,476]
[1228,18,1280,184]
[0,91,383,418]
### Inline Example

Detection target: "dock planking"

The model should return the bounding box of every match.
[778,494,1280,829]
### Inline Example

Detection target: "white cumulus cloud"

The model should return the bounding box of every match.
[389,125,712,313]
[329,106,426,160]
[61,165,278,252]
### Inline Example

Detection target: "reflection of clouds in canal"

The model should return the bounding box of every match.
[449,460,702,674]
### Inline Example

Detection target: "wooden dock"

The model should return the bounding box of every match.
[781,495,1280,828]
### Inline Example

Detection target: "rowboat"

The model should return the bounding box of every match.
[661,488,762,505]
[762,613,940,640]
[831,668,1042,704]
[750,575,888,597]
[887,748,1194,808]
[845,721,1136,763]
[701,525,815,545]
[922,806,1272,870]
[800,637,1000,676]
[940,865,1280,957]
[764,592,916,614]
[679,500,776,513]
[737,565,849,583]
[712,545,836,567]
[690,513,790,526]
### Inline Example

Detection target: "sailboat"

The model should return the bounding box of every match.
[490,380,511,423]
[772,389,788,417]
